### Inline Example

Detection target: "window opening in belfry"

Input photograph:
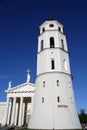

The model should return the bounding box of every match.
[41,40,43,51]
[61,39,64,50]
[42,27,45,33]
[58,27,61,32]
[63,59,68,71]
[50,37,55,48]
[51,59,55,69]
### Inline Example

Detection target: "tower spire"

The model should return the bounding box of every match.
[49,10,53,20]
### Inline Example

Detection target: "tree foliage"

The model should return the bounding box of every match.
[79,109,87,124]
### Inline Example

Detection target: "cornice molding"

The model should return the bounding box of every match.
[36,71,73,79]
[37,47,69,55]
[7,90,35,94]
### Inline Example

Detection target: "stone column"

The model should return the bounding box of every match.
[18,97,23,126]
[9,98,13,125]
[22,103,25,125]
[5,97,9,125]
[31,97,33,114]
[11,97,16,125]
[14,102,18,125]
[24,101,27,125]
[7,98,11,125]
[16,101,20,125]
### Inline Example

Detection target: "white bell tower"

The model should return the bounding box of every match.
[29,17,81,129]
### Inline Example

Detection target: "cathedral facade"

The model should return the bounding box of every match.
[0,17,81,129]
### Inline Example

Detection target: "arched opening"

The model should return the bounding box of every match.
[42,27,45,33]
[57,96,60,102]
[50,37,55,48]
[51,58,55,70]
[43,81,45,87]
[42,97,44,103]
[57,80,59,86]
[61,39,64,50]
[41,40,43,51]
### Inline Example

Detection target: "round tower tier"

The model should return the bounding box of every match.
[37,48,71,75]
[29,72,81,129]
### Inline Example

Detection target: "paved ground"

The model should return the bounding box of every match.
[0,126,27,130]
[0,126,14,130]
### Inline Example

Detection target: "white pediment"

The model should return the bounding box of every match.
[5,82,35,93]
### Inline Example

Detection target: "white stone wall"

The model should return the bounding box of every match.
[0,102,6,126]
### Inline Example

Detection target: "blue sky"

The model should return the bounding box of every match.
[0,0,87,113]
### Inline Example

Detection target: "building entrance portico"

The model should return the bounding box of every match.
[5,82,35,127]
[7,96,32,126]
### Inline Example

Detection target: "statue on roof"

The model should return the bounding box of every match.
[8,81,12,89]
[26,69,31,83]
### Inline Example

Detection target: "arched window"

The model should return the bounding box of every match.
[58,26,61,32]
[51,58,55,70]
[42,97,44,103]
[61,39,64,50]
[63,59,68,71]
[41,40,43,51]
[57,96,60,102]
[57,80,59,86]
[70,97,73,104]
[42,27,45,32]
[50,37,55,48]
[43,81,45,87]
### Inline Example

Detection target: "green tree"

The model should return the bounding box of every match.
[79,109,87,124]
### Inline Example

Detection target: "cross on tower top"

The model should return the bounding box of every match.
[26,69,31,74]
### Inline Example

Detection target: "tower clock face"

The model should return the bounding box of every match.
[49,24,54,27]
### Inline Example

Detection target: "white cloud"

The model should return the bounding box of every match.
[0,75,11,79]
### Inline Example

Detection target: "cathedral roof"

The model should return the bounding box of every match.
[5,82,35,94]
[39,19,63,29]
